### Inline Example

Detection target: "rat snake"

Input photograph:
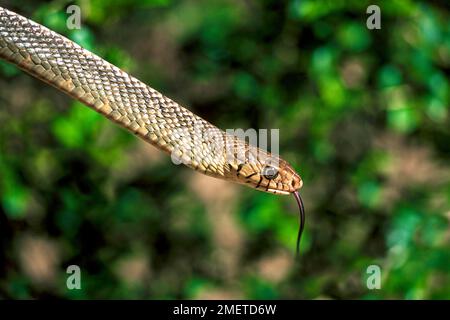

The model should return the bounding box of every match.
[0,6,306,255]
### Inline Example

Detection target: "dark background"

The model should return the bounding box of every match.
[0,0,449,299]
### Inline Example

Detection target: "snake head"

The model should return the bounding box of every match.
[232,157,303,195]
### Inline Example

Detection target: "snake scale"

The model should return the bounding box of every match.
[0,6,306,254]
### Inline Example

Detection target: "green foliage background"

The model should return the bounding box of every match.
[0,0,449,299]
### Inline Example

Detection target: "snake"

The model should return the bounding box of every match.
[0,6,306,255]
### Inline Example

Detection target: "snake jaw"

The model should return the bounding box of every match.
[267,188,291,195]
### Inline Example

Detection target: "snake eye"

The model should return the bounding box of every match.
[262,165,279,180]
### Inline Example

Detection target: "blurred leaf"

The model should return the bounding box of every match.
[378,65,403,88]
[387,206,421,250]
[387,106,419,133]
[0,60,20,77]
[337,22,371,52]
[357,180,381,208]
[51,102,102,148]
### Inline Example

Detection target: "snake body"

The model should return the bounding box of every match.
[0,6,302,195]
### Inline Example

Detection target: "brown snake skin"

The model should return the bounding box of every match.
[0,6,302,195]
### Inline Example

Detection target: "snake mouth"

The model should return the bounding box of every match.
[267,188,290,195]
